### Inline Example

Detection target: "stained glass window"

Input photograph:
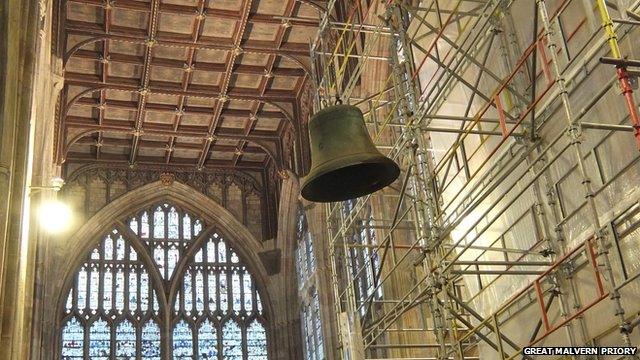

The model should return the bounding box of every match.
[197,320,217,358]
[141,321,161,360]
[247,321,268,359]
[89,319,110,359]
[128,204,204,279]
[296,206,326,360]
[351,204,383,314]
[59,202,270,359]
[61,228,161,359]
[115,320,136,357]
[172,320,193,359]
[222,320,243,360]
[61,317,83,359]
[172,233,267,358]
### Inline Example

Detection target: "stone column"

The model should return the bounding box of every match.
[0,0,63,358]
[0,0,39,358]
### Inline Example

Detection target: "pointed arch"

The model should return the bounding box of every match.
[169,229,268,359]
[58,227,164,358]
[54,181,271,316]
[53,181,275,359]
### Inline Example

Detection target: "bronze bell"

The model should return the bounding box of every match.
[301,104,400,203]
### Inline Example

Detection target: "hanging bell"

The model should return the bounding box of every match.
[301,104,400,203]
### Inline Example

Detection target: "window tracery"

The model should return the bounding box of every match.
[342,200,383,317]
[59,202,268,359]
[296,206,325,360]
[128,204,204,280]
[172,233,266,359]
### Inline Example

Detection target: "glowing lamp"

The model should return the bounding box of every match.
[39,200,72,233]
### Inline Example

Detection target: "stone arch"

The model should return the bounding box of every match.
[50,180,274,359]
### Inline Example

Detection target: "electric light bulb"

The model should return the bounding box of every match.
[39,200,72,233]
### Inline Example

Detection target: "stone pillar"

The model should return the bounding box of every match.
[306,201,342,360]
[0,0,62,358]
[268,170,304,360]
[0,0,39,358]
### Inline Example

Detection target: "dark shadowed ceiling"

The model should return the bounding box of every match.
[56,0,322,173]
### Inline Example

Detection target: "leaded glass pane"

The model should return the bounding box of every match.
[174,232,268,359]
[89,267,99,310]
[218,240,226,263]
[141,321,161,360]
[141,271,149,311]
[89,318,110,359]
[60,203,270,360]
[232,271,242,313]
[129,217,138,235]
[61,229,160,360]
[168,207,180,239]
[195,270,205,313]
[197,320,218,359]
[61,317,83,359]
[153,207,165,239]
[219,272,228,312]
[154,246,165,278]
[104,236,113,260]
[243,273,253,312]
[116,269,125,311]
[222,320,242,360]
[183,214,192,240]
[116,235,126,260]
[115,320,136,358]
[297,207,325,360]
[77,268,87,310]
[128,270,138,312]
[103,269,112,312]
[206,241,215,263]
[141,212,149,238]
[168,246,179,279]
[257,293,263,314]
[172,320,193,359]
[207,270,216,312]
[65,291,73,313]
[247,321,268,359]
[174,291,181,313]
[184,270,193,313]
[129,204,205,280]
[193,220,202,237]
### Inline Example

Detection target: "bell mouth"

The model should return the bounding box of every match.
[300,156,400,203]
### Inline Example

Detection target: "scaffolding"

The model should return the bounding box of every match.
[308,0,640,359]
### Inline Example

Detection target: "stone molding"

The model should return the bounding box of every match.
[41,180,292,359]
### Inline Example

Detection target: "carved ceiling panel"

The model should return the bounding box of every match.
[56,0,320,172]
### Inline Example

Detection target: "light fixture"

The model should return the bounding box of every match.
[30,176,65,192]
[38,200,72,234]
[29,176,72,233]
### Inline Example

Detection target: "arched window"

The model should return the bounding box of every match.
[59,202,268,359]
[296,206,325,360]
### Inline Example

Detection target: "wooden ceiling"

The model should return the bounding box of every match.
[57,0,321,172]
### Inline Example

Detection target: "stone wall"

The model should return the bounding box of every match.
[61,165,268,242]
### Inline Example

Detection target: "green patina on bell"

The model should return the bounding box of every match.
[301,104,400,203]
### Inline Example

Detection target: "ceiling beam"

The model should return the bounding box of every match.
[65,116,282,141]
[65,22,311,58]
[66,152,267,170]
[64,75,298,101]
[75,137,266,153]
[70,49,306,77]
[74,97,286,119]
[66,0,320,27]
[196,0,256,169]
